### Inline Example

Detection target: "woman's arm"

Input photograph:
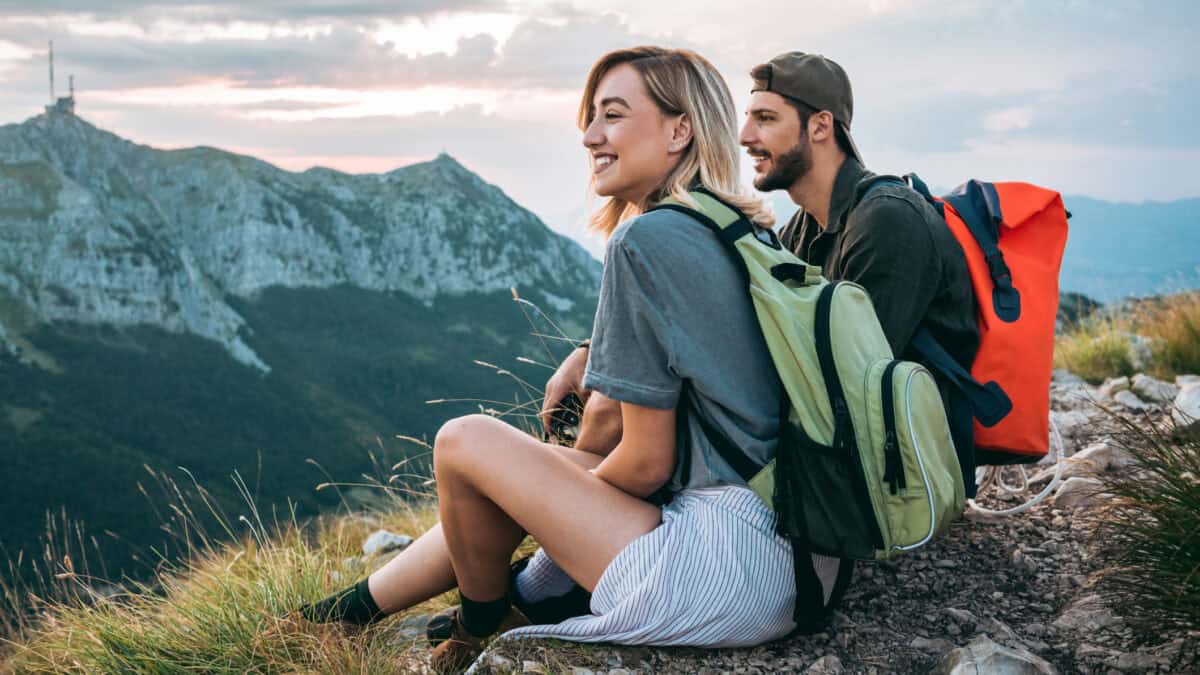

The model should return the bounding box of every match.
[592,401,675,498]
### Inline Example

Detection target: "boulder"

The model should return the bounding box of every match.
[1052,477,1107,510]
[1176,374,1200,388]
[1113,389,1152,412]
[362,530,414,557]
[1099,376,1130,399]
[1173,384,1200,431]
[1051,369,1087,387]
[931,635,1058,674]
[1131,373,1178,403]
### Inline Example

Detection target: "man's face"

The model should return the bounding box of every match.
[740,90,811,192]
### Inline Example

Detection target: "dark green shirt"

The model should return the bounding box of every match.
[778,158,979,370]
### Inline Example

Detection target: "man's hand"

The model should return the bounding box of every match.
[541,346,589,435]
[575,392,623,457]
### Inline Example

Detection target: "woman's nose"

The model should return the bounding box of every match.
[582,117,604,148]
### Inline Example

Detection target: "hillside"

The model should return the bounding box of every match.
[0,111,600,584]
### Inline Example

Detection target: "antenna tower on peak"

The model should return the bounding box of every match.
[45,41,77,116]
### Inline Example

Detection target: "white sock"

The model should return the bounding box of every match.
[514,548,578,603]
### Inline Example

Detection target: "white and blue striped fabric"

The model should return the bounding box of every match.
[498,485,841,649]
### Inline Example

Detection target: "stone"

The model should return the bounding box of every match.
[943,607,978,627]
[1070,440,1136,470]
[390,613,433,642]
[1052,477,1106,510]
[1113,389,1152,412]
[522,660,548,673]
[1108,651,1158,671]
[1049,410,1092,440]
[1051,369,1088,387]
[979,617,1022,646]
[571,669,595,675]
[805,655,844,674]
[1131,373,1178,403]
[1173,384,1200,430]
[911,636,956,653]
[931,634,1058,674]
[1099,376,1130,399]
[362,530,413,557]
[1029,457,1101,485]
[1128,335,1155,371]
[1053,594,1120,632]
[1176,374,1200,388]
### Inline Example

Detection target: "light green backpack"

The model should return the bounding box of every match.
[651,189,965,569]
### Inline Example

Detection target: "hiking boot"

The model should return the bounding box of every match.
[428,606,530,673]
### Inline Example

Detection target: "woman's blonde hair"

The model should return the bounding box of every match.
[579,46,774,237]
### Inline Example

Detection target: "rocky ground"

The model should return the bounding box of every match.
[376,371,1199,674]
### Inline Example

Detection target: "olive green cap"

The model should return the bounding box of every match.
[752,51,862,163]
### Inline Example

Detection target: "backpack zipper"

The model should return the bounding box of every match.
[880,360,907,495]
[892,367,940,552]
[815,282,885,551]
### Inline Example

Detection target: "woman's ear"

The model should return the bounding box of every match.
[668,113,693,154]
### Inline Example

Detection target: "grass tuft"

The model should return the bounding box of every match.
[1055,291,1200,384]
[1093,411,1200,632]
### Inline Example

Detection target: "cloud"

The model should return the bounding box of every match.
[982,106,1035,133]
[2,0,498,23]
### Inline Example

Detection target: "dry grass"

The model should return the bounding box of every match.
[1094,413,1200,632]
[1,290,572,673]
[1055,291,1200,384]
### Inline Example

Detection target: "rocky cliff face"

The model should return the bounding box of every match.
[0,111,600,370]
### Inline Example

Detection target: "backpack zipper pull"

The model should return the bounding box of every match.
[884,430,901,494]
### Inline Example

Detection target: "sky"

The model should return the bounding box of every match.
[0,0,1197,256]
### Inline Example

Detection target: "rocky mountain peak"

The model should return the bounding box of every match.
[0,114,600,371]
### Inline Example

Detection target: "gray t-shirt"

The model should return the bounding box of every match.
[583,207,782,494]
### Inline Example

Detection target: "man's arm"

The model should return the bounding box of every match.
[838,195,942,353]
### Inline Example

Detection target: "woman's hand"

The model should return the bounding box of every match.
[541,346,590,435]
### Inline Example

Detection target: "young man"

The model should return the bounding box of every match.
[738,51,980,491]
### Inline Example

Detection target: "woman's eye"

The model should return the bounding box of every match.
[605,112,621,120]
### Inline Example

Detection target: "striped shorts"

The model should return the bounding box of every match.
[500,485,839,648]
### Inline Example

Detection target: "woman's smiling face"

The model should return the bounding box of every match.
[582,63,683,206]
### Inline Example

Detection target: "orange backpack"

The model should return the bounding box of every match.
[903,175,1070,465]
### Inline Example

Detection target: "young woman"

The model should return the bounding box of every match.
[298,46,843,671]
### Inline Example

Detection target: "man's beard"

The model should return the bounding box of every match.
[753,136,812,192]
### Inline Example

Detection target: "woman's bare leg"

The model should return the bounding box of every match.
[366,442,605,613]
[434,414,662,602]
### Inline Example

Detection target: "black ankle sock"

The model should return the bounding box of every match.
[299,578,384,625]
[459,593,511,637]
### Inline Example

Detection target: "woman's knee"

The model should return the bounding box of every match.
[433,414,499,472]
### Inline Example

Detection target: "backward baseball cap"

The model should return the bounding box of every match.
[751,51,862,164]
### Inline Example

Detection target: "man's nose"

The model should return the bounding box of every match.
[738,119,756,147]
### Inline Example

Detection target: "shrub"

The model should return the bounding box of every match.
[1094,413,1200,631]
[1054,315,1136,384]
[1135,291,1200,379]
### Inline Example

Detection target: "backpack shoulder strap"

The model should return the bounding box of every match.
[942,180,1021,322]
[646,190,769,486]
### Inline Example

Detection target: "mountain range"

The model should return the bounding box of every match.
[0,111,600,580]
[765,186,1199,301]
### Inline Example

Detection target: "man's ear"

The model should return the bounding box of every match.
[669,113,693,153]
[809,110,834,144]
